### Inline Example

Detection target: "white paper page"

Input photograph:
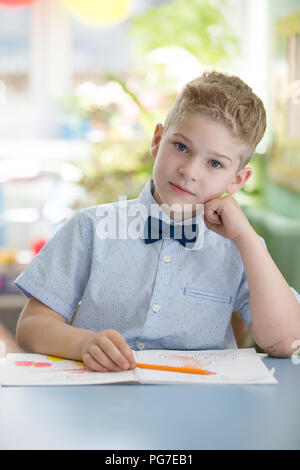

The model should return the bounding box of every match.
[134,348,277,384]
[0,354,137,386]
[0,349,277,386]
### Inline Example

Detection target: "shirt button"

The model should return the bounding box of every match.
[137,343,145,350]
[163,255,171,263]
[152,304,160,312]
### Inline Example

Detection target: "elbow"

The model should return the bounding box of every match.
[250,323,300,358]
[15,317,27,351]
[260,336,299,358]
[16,315,34,352]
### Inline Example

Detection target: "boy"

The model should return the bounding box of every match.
[15,71,300,372]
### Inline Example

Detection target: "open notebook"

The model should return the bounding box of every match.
[0,348,277,386]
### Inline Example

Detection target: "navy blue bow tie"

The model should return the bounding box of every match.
[144,215,199,248]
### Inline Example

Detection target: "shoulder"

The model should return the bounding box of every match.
[79,196,140,216]
[204,228,239,254]
[205,226,266,251]
[202,229,246,271]
[74,197,142,243]
[78,196,141,224]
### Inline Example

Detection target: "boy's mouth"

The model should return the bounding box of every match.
[169,182,195,196]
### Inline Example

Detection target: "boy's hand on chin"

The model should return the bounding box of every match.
[203,195,254,243]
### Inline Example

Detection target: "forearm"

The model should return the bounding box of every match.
[16,314,94,361]
[235,229,300,356]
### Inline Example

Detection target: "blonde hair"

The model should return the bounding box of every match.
[163,71,267,168]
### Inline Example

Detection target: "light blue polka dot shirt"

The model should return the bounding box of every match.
[15,179,300,351]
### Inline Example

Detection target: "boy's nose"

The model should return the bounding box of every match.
[178,159,200,181]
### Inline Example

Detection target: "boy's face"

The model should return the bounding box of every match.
[151,113,252,219]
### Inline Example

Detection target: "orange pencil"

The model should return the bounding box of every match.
[135,362,216,375]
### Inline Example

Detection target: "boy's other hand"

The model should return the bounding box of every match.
[81,329,136,372]
[204,195,254,243]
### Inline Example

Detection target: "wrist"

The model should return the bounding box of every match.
[232,226,260,251]
[77,328,95,359]
[62,325,95,361]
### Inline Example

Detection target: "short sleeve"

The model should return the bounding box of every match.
[290,287,300,304]
[14,210,92,321]
[233,271,252,327]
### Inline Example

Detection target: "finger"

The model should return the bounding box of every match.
[203,214,213,229]
[203,215,223,236]
[204,200,221,222]
[204,215,217,231]
[106,330,136,367]
[204,208,222,225]
[100,336,132,370]
[82,352,108,372]
[89,343,122,371]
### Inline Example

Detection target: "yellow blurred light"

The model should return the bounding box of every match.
[61,0,135,27]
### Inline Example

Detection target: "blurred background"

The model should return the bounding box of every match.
[0,0,299,350]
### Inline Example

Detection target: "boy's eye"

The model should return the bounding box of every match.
[175,142,188,153]
[209,159,223,169]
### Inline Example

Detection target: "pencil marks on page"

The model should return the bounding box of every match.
[171,354,211,368]
[154,351,212,368]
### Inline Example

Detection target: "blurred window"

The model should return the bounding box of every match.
[71,19,133,86]
[0,8,30,103]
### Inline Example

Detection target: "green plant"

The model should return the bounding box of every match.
[130,0,239,66]
[76,139,154,206]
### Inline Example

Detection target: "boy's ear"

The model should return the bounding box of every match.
[151,123,164,158]
[226,166,253,195]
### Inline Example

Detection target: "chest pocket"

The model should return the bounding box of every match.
[183,287,232,305]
